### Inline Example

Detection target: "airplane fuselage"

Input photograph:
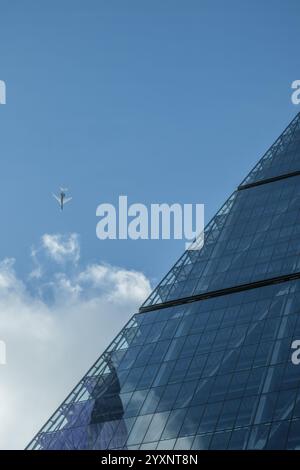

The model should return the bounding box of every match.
[60,192,65,210]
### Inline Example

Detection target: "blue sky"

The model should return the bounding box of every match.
[0,0,299,285]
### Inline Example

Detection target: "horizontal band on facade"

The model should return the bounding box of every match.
[238,169,300,191]
[139,271,300,313]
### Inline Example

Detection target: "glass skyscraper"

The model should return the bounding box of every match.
[28,112,300,450]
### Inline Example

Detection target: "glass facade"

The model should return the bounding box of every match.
[240,112,300,186]
[27,112,300,450]
[142,175,300,307]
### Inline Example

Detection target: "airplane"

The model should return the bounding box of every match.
[53,187,72,210]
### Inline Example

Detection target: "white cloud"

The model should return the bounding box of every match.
[29,248,43,280]
[78,264,151,304]
[0,234,151,450]
[42,233,80,264]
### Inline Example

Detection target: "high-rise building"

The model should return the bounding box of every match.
[28,113,300,450]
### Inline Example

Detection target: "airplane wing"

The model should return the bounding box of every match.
[64,197,72,205]
[52,193,61,204]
